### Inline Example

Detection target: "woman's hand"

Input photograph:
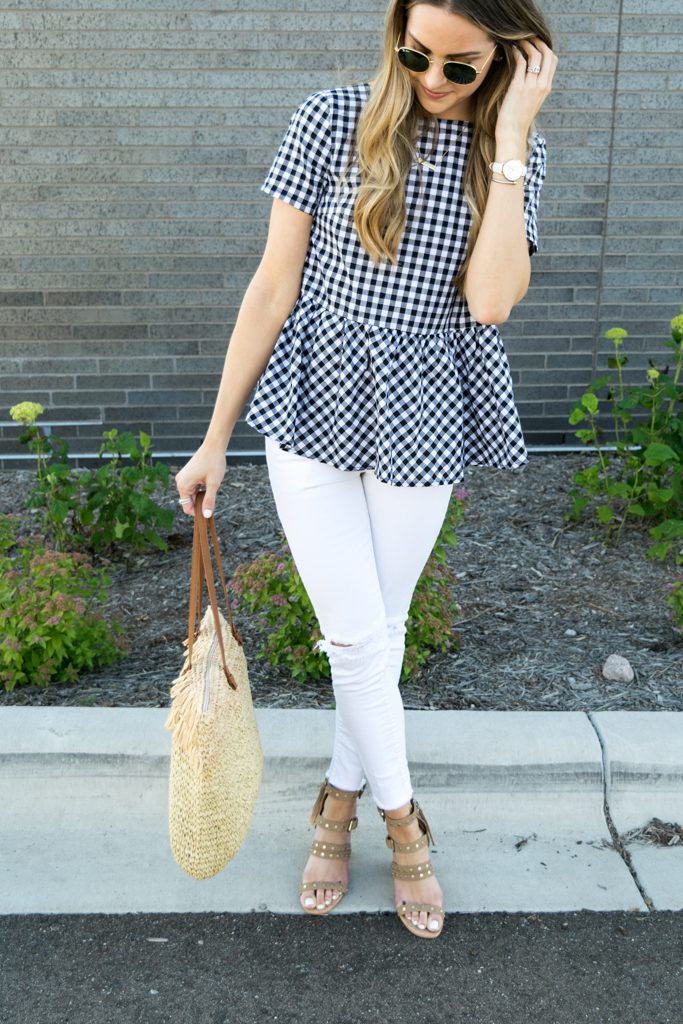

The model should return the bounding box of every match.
[496,36,558,141]
[174,444,227,518]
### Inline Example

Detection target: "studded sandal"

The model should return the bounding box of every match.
[378,797,446,939]
[299,777,367,915]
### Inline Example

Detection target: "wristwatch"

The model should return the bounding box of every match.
[488,159,527,182]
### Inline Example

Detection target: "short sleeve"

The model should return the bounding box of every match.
[523,132,547,256]
[260,91,332,217]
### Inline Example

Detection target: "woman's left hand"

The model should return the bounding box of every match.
[495,36,558,140]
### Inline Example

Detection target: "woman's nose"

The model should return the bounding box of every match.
[423,67,450,91]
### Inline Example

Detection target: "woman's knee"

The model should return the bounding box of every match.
[314,614,389,657]
[316,613,406,650]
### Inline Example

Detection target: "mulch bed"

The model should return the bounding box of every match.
[1,453,681,711]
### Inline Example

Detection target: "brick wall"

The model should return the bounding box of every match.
[0,0,680,466]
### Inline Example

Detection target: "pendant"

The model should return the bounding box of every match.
[415,155,437,171]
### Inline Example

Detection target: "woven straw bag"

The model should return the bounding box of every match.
[164,491,264,879]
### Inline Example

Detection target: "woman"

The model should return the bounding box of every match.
[174,0,557,939]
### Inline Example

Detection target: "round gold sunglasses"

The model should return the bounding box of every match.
[394,33,498,85]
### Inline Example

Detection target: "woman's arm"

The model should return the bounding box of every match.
[464,36,557,325]
[173,197,313,517]
[202,197,313,451]
[463,131,531,326]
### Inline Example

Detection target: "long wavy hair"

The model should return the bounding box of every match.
[339,0,553,301]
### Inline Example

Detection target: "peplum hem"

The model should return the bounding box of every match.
[245,294,528,487]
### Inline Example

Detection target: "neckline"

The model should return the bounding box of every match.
[360,81,473,127]
[421,115,473,126]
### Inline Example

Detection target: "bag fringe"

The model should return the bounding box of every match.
[164,664,201,760]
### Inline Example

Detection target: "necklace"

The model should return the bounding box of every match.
[412,124,464,170]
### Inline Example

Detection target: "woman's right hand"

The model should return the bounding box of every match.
[174,444,227,518]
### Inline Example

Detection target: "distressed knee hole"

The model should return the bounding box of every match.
[314,620,388,657]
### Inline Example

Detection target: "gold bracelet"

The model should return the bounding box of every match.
[490,173,520,185]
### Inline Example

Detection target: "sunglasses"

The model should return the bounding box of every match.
[394,33,498,85]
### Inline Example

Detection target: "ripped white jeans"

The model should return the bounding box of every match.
[264,434,454,810]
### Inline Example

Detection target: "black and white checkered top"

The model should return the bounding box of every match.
[245,81,547,486]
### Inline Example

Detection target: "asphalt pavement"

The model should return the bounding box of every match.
[2,909,681,1024]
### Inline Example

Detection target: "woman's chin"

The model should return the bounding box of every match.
[413,86,471,121]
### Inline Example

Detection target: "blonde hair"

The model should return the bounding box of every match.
[338,0,553,301]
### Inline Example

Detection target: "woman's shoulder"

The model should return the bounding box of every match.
[292,80,372,123]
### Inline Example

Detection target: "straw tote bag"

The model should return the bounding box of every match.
[164,490,264,880]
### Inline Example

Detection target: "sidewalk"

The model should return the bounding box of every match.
[1,707,681,915]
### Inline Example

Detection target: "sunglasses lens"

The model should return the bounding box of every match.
[397,47,429,73]
[444,63,476,85]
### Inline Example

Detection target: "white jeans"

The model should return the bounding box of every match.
[264,434,454,811]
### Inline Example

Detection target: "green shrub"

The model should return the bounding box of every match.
[566,308,683,565]
[230,489,467,685]
[664,578,683,634]
[9,402,173,560]
[0,513,128,691]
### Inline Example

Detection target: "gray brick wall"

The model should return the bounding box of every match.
[1,0,681,466]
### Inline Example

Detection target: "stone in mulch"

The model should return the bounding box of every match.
[0,453,681,711]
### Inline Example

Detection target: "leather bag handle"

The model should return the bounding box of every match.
[189,506,243,647]
[185,492,243,690]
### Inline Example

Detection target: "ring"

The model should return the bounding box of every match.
[178,497,192,505]
[528,64,541,73]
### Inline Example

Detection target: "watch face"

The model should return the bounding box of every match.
[503,159,525,181]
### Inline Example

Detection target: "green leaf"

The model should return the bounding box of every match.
[644,443,679,467]
[649,518,683,541]
[157,508,174,530]
[51,500,69,524]
[646,541,671,561]
[113,519,128,539]
[145,532,168,552]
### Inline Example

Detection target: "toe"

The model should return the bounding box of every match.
[428,913,442,933]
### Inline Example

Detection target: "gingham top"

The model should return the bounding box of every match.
[245,81,547,486]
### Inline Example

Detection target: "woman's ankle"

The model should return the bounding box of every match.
[383,798,413,820]
[319,794,357,822]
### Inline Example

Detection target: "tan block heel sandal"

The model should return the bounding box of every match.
[299,778,366,915]
[378,798,446,939]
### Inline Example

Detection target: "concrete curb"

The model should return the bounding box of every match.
[0,708,681,914]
